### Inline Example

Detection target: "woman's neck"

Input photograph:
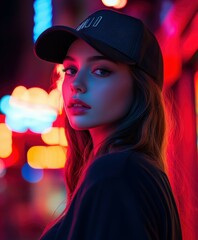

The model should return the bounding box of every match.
[89,124,116,156]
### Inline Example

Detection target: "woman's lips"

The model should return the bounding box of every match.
[67,99,91,115]
[68,106,91,115]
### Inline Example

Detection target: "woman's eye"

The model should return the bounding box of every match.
[62,67,77,76]
[93,68,111,77]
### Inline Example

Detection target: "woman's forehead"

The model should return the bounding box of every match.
[65,39,121,66]
[66,39,102,57]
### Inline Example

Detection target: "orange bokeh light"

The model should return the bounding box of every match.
[2,144,20,168]
[101,0,127,8]
[41,127,67,146]
[27,146,67,169]
[0,123,12,158]
[11,86,62,111]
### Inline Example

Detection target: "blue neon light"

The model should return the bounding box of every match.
[22,163,43,183]
[0,95,57,133]
[33,0,53,42]
[160,0,173,23]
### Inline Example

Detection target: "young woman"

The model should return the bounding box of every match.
[35,9,182,240]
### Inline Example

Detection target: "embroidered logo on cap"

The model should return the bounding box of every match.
[76,16,103,31]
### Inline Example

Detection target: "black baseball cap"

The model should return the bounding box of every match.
[34,9,163,89]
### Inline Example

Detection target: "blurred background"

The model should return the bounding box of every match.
[0,0,197,239]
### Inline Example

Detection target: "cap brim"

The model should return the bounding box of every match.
[34,26,135,65]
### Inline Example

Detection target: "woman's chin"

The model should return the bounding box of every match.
[69,121,101,131]
[69,122,90,131]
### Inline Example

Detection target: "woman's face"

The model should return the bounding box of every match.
[62,39,133,131]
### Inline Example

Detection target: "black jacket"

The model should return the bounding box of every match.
[41,150,182,239]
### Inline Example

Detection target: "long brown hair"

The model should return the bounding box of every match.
[64,66,166,205]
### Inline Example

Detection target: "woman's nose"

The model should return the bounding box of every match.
[70,73,87,93]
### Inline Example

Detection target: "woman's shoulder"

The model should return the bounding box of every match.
[87,149,132,180]
[63,150,181,240]
[81,150,181,236]
[84,149,167,190]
